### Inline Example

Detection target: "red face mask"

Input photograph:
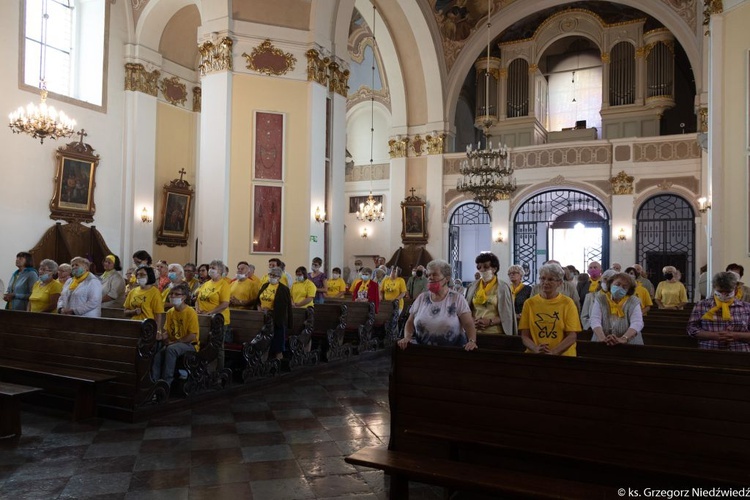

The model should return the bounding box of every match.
[428,280,443,294]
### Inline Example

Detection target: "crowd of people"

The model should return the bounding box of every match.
[5,249,750,374]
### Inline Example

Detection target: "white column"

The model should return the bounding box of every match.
[196,71,232,264]
[490,199,511,270]
[707,15,723,278]
[308,84,328,265]
[425,155,444,258]
[328,91,347,271]
[610,194,636,267]
[388,157,407,247]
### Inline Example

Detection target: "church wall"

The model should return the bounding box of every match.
[720,2,750,268]
[227,73,312,274]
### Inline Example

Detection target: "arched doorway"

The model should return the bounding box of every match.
[448,202,491,281]
[636,194,695,300]
[513,189,609,283]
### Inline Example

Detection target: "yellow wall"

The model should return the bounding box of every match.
[228,74,311,273]
[154,102,197,265]
[722,4,750,267]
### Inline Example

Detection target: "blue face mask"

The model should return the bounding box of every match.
[73,267,85,278]
[610,285,627,300]
[168,272,178,281]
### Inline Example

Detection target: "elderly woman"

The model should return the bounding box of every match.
[655,266,688,309]
[4,251,38,311]
[381,266,407,312]
[160,263,187,310]
[725,263,750,303]
[519,263,581,356]
[28,259,62,313]
[101,254,126,309]
[291,266,317,308]
[57,257,102,317]
[258,267,293,360]
[124,266,164,330]
[152,284,200,387]
[687,272,750,351]
[398,259,477,350]
[155,260,170,291]
[196,259,231,368]
[507,264,531,320]
[590,272,644,345]
[580,269,617,331]
[351,266,380,313]
[466,252,517,336]
[625,266,653,314]
[57,263,72,286]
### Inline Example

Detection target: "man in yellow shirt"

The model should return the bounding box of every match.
[230,261,260,309]
[152,284,199,387]
[260,258,289,286]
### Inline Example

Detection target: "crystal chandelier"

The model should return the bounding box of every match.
[356,3,384,223]
[9,82,76,144]
[456,0,516,210]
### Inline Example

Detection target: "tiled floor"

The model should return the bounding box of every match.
[0,353,445,499]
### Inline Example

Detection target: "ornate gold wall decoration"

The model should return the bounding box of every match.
[703,0,723,34]
[610,171,635,195]
[635,46,647,59]
[192,87,201,113]
[600,52,610,64]
[328,62,350,97]
[528,63,539,74]
[426,133,445,155]
[242,39,296,76]
[388,137,409,158]
[699,106,708,133]
[198,37,233,77]
[411,135,426,157]
[306,49,329,86]
[657,180,674,190]
[124,63,159,96]
[159,76,187,107]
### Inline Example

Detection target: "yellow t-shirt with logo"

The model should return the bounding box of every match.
[380,276,407,311]
[261,273,289,286]
[164,306,200,351]
[291,279,316,308]
[29,280,63,312]
[518,294,581,356]
[124,286,165,321]
[231,278,260,308]
[197,279,231,325]
[259,283,279,311]
[633,283,653,314]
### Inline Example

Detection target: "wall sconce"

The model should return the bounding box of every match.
[494,231,504,243]
[360,227,368,239]
[618,228,627,241]
[141,207,152,224]
[697,197,711,213]
[314,206,327,224]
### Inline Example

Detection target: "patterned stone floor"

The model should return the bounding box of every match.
[0,353,445,499]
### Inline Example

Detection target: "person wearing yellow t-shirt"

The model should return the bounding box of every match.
[196,259,231,369]
[230,261,260,309]
[380,266,407,312]
[260,258,289,287]
[519,263,581,356]
[654,266,688,309]
[152,284,200,387]
[326,267,347,299]
[183,262,201,300]
[28,259,63,313]
[625,266,653,315]
[124,266,165,331]
[291,266,317,308]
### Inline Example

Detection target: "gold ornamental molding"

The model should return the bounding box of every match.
[388,137,409,158]
[243,39,296,76]
[426,133,446,155]
[410,135,426,157]
[703,0,723,35]
[698,106,708,133]
[192,87,201,113]
[600,52,610,64]
[610,171,635,195]
[327,62,350,97]
[635,46,647,59]
[198,37,233,77]
[306,49,330,86]
[159,76,187,107]
[124,63,159,96]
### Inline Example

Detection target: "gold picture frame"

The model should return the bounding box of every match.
[401,191,428,244]
[156,172,194,247]
[49,136,100,223]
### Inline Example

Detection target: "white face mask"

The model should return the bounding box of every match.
[269,277,280,285]
[208,269,219,279]
[171,297,183,307]
[361,274,370,281]
[332,273,340,279]
[480,270,494,281]
[715,290,735,302]
[236,274,247,281]
[137,277,148,287]
[312,265,320,271]
[296,275,305,282]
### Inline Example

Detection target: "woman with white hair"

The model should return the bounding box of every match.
[29,259,62,312]
[590,272,644,345]
[161,263,186,309]
[687,271,750,351]
[507,264,531,320]
[580,268,618,331]
[57,257,102,317]
[655,265,688,309]
[519,263,581,356]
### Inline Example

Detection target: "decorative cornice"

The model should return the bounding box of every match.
[388,137,409,158]
[410,135,426,157]
[198,37,233,77]
[192,87,201,113]
[703,0,723,35]
[159,76,187,107]
[306,49,329,86]
[633,140,701,162]
[610,170,635,195]
[124,63,159,96]
[345,162,390,182]
[698,106,708,133]
[328,61,350,97]
[426,133,446,155]
[242,39,296,76]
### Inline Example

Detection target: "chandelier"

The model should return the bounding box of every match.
[9,83,76,144]
[357,3,384,223]
[456,0,516,210]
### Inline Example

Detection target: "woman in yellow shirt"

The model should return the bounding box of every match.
[124,266,165,332]
[291,266,316,308]
[380,266,407,312]
[326,267,347,299]
[28,259,62,313]
[196,259,231,369]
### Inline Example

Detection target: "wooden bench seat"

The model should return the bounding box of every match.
[311,303,348,361]
[0,382,42,437]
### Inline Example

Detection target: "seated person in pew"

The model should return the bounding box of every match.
[29,259,62,313]
[687,271,750,351]
[100,254,126,309]
[124,265,165,330]
[326,267,347,299]
[625,266,653,315]
[398,259,477,351]
[161,263,187,310]
[58,257,103,318]
[351,267,380,313]
[258,267,293,361]
[590,272,644,345]
[230,261,260,309]
[196,260,231,369]
[466,252,517,335]
[152,284,200,387]
[380,266,407,313]
[725,263,750,303]
[580,269,617,331]
[291,266,316,308]
[519,263,580,356]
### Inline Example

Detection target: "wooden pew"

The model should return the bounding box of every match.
[0,382,42,437]
[325,299,376,354]
[374,300,400,347]
[347,345,750,498]
[312,303,348,361]
[288,307,319,368]
[0,310,158,421]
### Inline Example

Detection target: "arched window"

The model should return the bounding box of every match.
[448,203,491,281]
[507,59,529,118]
[610,42,635,106]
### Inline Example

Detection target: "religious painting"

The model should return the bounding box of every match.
[349,194,384,213]
[401,194,428,244]
[252,185,283,254]
[253,111,284,181]
[50,138,100,223]
[433,0,491,42]
[156,174,194,247]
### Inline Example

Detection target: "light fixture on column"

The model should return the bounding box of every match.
[494,231,504,243]
[456,0,516,211]
[618,228,627,241]
[314,206,327,223]
[360,227,368,239]
[697,197,711,213]
[141,207,152,224]
[8,4,76,144]
[357,3,385,223]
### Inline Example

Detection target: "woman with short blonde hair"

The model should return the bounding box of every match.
[57,257,102,317]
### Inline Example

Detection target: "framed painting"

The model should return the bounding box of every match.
[253,111,285,181]
[401,193,428,244]
[252,184,283,253]
[156,175,194,247]
[50,139,100,223]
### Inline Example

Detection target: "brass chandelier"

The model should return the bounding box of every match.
[9,82,76,144]
[456,0,516,210]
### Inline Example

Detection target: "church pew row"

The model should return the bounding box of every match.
[347,345,750,498]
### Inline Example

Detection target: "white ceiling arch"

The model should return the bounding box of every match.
[135,0,202,52]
